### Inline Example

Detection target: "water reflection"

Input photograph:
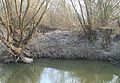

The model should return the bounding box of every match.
[0,63,43,83]
[39,68,81,83]
[0,59,120,83]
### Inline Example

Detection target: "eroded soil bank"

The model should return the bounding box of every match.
[0,30,120,64]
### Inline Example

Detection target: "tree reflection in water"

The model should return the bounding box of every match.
[0,59,120,83]
[0,63,43,83]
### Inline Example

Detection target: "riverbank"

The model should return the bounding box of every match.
[30,30,120,64]
[0,30,120,64]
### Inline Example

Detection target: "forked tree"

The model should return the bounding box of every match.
[70,0,98,43]
[70,0,120,43]
[0,0,50,63]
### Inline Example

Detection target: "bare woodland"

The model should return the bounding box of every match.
[0,0,120,63]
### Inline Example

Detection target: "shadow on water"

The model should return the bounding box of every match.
[0,59,120,83]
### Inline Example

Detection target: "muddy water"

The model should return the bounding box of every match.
[0,59,120,83]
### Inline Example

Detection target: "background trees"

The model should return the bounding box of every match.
[40,0,80,30]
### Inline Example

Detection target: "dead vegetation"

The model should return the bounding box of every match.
[0,0,120,63]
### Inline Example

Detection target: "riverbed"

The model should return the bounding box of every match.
[0,59,120,83]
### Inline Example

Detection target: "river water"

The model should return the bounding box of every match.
[0,59,120,83]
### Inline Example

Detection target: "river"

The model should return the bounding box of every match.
[0,59,120,83]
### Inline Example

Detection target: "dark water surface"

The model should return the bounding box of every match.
[0,59,120,83]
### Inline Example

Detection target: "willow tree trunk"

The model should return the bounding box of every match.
[0,0,49,63]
